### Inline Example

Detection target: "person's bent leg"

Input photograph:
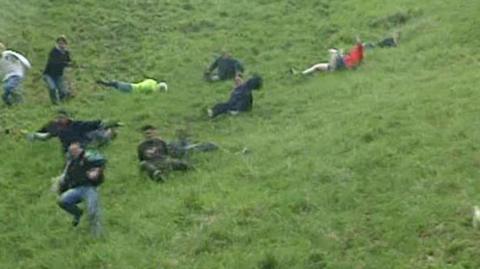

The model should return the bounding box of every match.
[301,63,329,75]
[168,158,190,171]
[140,161,164,181]
[210,102,231,118]
[186,142,219,152]
[57,76,70,101]
[3,76,22,105]
[85,187,102,236]
[58,187,85,226]
[86,128,114,147]
[43,74,60,104]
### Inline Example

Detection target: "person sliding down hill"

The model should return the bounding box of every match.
[27,112,121,154]
[291,36,364,75]
[204,51,244,82]
[0,42,31,105]
[137,125,191,181]
[207,74,263,118]
[57,142,105,236]
[96,78,168,93]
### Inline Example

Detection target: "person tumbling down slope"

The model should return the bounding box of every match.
[292,36,364,75]
[207,75,263,118]
[56,142,105,237]
[0,42,31,105]
[137,125,190,181]
[96,78,168,93]
[27,112,121,154]
[137,125,218,181]
[204,51,244,82]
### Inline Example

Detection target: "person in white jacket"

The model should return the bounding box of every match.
[0,42,31,105]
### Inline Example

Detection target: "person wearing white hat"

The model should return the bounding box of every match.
[0,42,31,105]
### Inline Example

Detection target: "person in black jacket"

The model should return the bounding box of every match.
[204,52,244,82]
[43,35,72,104]
[207,75,263,118]
[137,125,189,181]
[28,113,118,154]
[57,142,105,236]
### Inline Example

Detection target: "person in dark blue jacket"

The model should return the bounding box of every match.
[204,52,244,82]
[28,113,119,153]
[207,75,263,118]
[43,35,72,104]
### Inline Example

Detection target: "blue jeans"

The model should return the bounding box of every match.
[43,74,69,104]
[2,75,22,105]
[113,81,133,93]
[58,186,102,235]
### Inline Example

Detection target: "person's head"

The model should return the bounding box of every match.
[246,75,263,91]
[221,50,231,59]
[234,73,244,86]
[68,142,84,159]
[56,35,68,50]
[141,125,159,139]
[55,114,72,127]
[0,42,5,54]
[155,82,168,92]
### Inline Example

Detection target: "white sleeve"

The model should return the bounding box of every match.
[4,50,31,69]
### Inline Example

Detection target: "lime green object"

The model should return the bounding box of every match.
[131,79,159,93]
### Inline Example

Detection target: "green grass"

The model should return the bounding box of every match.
[1,0,480,268]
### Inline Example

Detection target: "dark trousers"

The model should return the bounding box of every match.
[140,158,189,180]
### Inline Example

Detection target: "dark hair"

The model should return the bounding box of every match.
[246,75,263,90]
[141,125,156,132]
[56,35,68,44]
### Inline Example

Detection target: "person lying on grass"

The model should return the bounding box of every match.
[0,42,31,105]
[27,111,121,154]
[137,125,191,182]
[96,78,168,93]
[291,36,364,75]
[137,126,218,181]
[207,74,263,118]
[204,51,244,82]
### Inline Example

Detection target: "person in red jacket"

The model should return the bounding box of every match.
[292,36,364,75]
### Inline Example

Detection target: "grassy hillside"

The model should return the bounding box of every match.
[1,0,480,268]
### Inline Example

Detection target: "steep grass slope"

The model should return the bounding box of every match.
[1,0,480,268]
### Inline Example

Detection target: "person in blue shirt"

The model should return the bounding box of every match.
[207,74,263,118]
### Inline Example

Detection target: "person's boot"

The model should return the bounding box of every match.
[152,170,165,182]
[2,93,12,106]
[72,209,83,227]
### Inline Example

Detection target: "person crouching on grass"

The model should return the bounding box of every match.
[207,74,263,118]
[96,78,168,93]
[57,142,106,236]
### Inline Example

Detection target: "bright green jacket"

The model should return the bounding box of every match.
[131,79,158,93]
